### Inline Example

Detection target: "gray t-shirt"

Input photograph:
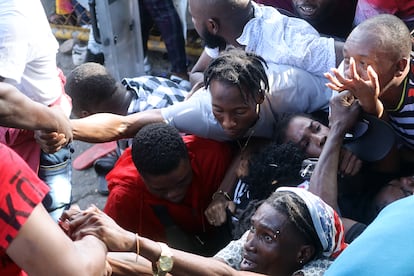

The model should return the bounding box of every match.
[161,63,332,141]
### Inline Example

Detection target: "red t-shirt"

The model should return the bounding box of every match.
[0,143,49,276]
[104,136,233,242]
[355,0,414,25]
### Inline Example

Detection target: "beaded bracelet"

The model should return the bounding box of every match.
[212,190,232,201]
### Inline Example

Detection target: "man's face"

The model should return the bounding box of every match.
[142,158,193,203]
[210,80,259,140]
[200,25,227,49]
[343,30,397,92]
[291,0,336,22]
[241,203,306,275]
[284,116,329,157]
[189,0,227,49]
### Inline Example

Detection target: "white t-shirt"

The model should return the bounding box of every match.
[205,2,336,78]
[0,0,64,109]
[161,63,332,141]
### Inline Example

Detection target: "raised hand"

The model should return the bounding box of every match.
[325,57,383,116]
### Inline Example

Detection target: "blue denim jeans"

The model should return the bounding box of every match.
[39,143,73,221]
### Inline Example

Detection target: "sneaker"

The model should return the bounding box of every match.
[72,43,87,66]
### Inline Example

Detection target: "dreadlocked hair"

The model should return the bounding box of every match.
[266,191,323,257]
[131,123,188,176]
[242,142,305,200]
[204,48,269,103]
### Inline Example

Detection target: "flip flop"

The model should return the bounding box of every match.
[73,141,117,170]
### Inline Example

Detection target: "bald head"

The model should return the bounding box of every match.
[189,0,252,46]
[350,14,411,60]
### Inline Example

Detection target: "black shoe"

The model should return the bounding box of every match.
[93,152,118,195]
[85,49,105,65]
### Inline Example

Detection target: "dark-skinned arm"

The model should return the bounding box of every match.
[71,109,164,143]
[64,207,264,276]
[189,50,212,87]
[309,91,361,211]
[0,82,70,133]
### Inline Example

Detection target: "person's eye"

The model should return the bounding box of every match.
[344,58,350,65]
[312,123,321,132]
[235,109,247,116]
[249,224,256,233]
[263,234,274,243]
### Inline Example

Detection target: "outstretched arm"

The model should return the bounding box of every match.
[309,91,361,210]
[0,82,71,152]
[7,203,108,275]
[0,82,71,135]
[189,50,212,87]
[70,109,164,143]
[63,207,262,276]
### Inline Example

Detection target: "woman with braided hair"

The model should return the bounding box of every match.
[62,187,346,276]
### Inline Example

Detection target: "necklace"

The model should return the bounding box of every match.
[237,129,255,154]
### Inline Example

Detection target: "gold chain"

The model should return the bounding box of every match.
[237,129,255,153]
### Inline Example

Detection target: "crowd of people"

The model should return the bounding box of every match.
[2,0,414,275]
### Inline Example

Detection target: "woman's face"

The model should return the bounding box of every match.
[284,116,329,157]
[241,203,306,276]
[210,80,260,140]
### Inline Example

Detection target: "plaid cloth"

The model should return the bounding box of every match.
[122,76,189,114]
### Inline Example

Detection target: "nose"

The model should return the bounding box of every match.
[221,113,237,130]
[244,233,257,253]
[311,133,327,147]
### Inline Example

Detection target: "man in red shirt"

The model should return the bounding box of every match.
[0,142,108,275]
[104,123,233,255]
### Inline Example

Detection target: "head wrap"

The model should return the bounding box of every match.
[276,187,347,258]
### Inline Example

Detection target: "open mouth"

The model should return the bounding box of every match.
[240,257,258,271]
[298,5,317,17]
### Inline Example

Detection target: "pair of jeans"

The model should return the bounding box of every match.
[39,143,73,221]
[139,0,188,74]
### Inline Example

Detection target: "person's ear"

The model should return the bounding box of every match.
[394,58,409,78]
[296,244,316,266]
[80,110,91,118]
[255,89,265,104]
[207,18,219,34]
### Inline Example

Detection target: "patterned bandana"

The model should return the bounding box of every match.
[276,187,347,258]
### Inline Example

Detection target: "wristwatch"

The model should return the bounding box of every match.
[153,242,174,276]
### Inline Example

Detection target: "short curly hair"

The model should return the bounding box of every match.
[65,62,118,114]
[131,123,188,176]
[242,142,305,200]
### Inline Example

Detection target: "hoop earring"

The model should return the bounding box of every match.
[256,103,260,115]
